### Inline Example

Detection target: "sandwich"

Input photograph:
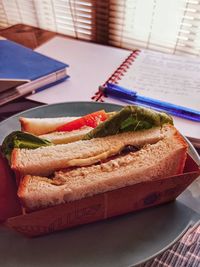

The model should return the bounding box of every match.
[1,105,188,213]
[19,109,109,144]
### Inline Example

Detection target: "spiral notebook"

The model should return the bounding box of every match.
[93,49,200,113]
[93,49,200,147]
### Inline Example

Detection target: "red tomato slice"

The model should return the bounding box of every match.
[57,110,108,132]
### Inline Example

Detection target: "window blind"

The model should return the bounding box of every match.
[0,0,95,40]
[0,0,200,55]
[109,0,200,55]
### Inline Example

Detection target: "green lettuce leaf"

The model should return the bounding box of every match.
[83,105,173,140]
[1,131,52,162]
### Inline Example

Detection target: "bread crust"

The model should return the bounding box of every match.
[173,131,188,173]
[10,148,18,171]
[17,175,29,199]
[19,117,29,133]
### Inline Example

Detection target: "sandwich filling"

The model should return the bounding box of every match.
[11,125,174,176]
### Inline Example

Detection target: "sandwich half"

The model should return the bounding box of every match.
[12,124,178,176]
[17,124,187,211]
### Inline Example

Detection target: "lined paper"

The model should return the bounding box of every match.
[118,50,200,111]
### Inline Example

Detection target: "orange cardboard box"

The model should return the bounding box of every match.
[0,152,199,237]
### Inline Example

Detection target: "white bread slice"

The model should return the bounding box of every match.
[39,127,93,144]
[19,112,113,136]
[18,130,187,211]
[20,117,78,135]
[11,125,175,176]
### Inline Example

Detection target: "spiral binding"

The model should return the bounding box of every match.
[92,50,141,102]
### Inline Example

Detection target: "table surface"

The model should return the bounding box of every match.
[0,24,200,267]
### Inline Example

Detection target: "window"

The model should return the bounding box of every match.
[0,0,200,55]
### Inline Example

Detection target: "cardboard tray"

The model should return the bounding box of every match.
[0,153,199,237]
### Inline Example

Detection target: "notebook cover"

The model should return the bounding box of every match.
[0,40,68,81]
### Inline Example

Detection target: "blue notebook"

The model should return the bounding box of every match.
[0,40,69,105]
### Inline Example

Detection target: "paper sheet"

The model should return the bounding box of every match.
[117,50,200,110]
[27,36,130,103]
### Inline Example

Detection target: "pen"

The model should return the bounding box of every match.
[100,83,200,122]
